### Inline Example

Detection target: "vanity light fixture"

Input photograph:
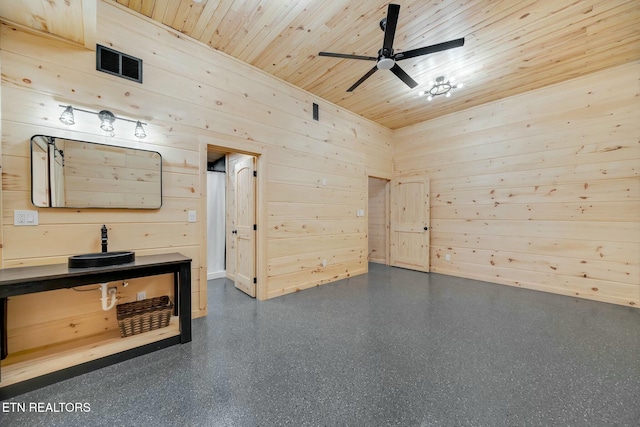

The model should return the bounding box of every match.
[134,121,147,139]
[59,105,75,125]
[98,110,116,132]
[58,105,147,139]
[418,76,463,101]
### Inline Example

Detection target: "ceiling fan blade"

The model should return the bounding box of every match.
[394,38,465,61]
[319,52,377,61]
[347,65,379,92]
[390,64,418,89]
[382,4,400,52]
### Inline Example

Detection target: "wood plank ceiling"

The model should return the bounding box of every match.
[2,0,639,130]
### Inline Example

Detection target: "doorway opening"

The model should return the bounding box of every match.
[368,176,390,265]
[206,146,259,298]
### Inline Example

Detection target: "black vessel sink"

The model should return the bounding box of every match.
[68,251,135,268]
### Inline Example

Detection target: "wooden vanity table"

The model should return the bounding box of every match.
[0,252,191,399]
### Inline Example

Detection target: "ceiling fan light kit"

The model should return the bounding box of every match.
[377,57,395,70]
[319,3,465,92]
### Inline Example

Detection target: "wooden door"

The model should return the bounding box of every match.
[234,157,256,297]
[390,176,430,272]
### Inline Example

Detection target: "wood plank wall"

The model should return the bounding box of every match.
[0,0,391,354]
[394,61,640,307]
[367,176,388,264]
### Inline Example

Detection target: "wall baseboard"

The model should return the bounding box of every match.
[207,271,226,281]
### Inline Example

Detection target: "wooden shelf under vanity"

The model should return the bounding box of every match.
[0,317,179,387]
[0,253,191,399]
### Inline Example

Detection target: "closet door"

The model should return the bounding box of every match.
[234,157,257,297]
[390,176,430,272]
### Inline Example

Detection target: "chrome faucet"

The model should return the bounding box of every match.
[101,225,108,253]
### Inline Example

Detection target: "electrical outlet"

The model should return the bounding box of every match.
[322,177,327,186]
[188,211,197,222]
[445,254,451,261]
[137,291,146,301]
[14,210,39,226]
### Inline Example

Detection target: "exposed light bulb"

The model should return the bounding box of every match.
[427,95,433,101]
[457,82,464,89]
[418,91,425,96]
[446,92,451,97]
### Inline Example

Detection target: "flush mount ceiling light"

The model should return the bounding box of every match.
[58,105,147,139]
[418,76,463,101]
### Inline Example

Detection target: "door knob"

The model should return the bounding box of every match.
[423,227,428,231]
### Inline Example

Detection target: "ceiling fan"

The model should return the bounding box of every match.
[319,3,465,92]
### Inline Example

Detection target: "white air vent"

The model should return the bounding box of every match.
[96,45,142,83]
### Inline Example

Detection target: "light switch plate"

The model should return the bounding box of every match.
[188,211,197,222]
[14,210,39,226]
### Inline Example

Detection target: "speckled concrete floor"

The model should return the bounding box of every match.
[2,264,639,426]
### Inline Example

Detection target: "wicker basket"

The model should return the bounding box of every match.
[116,296,173,338]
